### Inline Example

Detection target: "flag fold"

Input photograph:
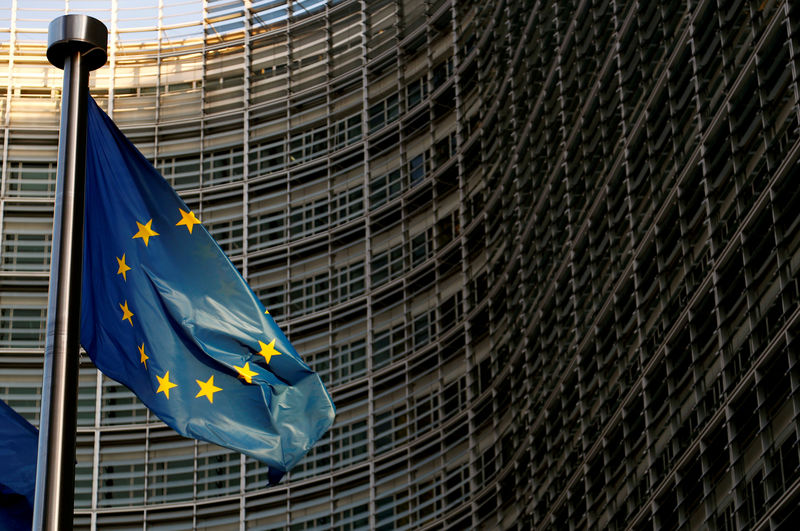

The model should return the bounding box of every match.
[81,96,334,483]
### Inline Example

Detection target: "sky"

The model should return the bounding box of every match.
[1,0,207,46]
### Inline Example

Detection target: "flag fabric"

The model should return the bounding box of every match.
[0,399,37,531]
[81,96,335,483]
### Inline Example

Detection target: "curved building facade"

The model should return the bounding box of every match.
[2,0,800,529]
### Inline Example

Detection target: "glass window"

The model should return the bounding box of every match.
[196,445,240,499]
[290,272,330,315]
[248,138,285,175]
[332,185,365,225]
[370,168,402,209]
[97,432,146,507]
[331,418,368,469]
[409,153,426,186]
[0,306,46,348]
[368,93,400,133]
[289,124,328,164]
[205,190,244,254]
[5,161,57,197]
[406,78,427,109]
[371,251,389,286]
[431,56,453,89]
[373,323,405,368]
[248,210,285,250]
[147,432,195,504]
[1,204,54,272]
[290,197,329,238]
[371,244,404,287]
[413,309,435,348]
[101,380,147,425]
[202,146,244,186]
[410,228,432,266]
[369,101,385,132]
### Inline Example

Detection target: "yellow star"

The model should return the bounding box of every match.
[119,300,134,326]
[233,362,258,384]
[132,219,159,246]
[176,208,201,234]
[138,343,148,369]
[195,375,222,403]
[257,339,282,365]
[156,371,177,399]
[264,308,270,315]
[116,254,132,281]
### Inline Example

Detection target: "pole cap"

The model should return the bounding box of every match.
[47,15,108,71]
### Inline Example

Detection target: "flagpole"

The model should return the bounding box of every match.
[34,15,107,530]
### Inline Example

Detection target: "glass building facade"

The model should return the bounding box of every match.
[1,0,800,529]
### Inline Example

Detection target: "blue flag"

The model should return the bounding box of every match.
[82,97,335,483]
[0,399,37,531]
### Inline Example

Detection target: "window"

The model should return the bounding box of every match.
[373,323,405,368]
[248,138,285,175]
[434,131,457,167]
[436,209,460,248]
[203,147,243,185]
[370,168,402,208]
[205,191,244,254]
[289,125,327,164]
[0,306,46,348]
[255,284,286,320]
[406,77,427,109]
[147,433,195,504]
[5,161,57,197]
[101,380,148,425]
[770,433,800,498]
[368,93,400,132]
[408,152,428,186]
[332,261,365,302]
[290,198,328,238]
[410,228,433,266]
[159,154,201,190]
[373,406,408,453]
[248,209,285,249]
[330,113,362,150]
[714,501,735,530]
[371,245,404,286]
[333,503,369,530]
[289,273,330,315]
[413,391,440,434]
[331,339,367,385]
[2,204,53,271]
[431,56,454,89]
[739,470,766,527]
[331,419,368,467]
[439,292,464,331]
[332,185,365,225]
[376,491,410,530]
[413,309,436,348]
[444,463,469,508]
[196,446,240,499]
[443,377,467,415]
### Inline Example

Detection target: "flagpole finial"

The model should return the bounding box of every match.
[47,14,107,71]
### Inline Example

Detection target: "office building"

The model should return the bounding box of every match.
[1,0,799,529]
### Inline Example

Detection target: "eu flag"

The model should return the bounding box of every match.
[0,399,37,531]
[81,97,335,483]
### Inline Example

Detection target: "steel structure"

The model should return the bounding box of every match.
[1,0,800,529]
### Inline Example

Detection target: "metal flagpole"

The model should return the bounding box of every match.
[34,15,107,530]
